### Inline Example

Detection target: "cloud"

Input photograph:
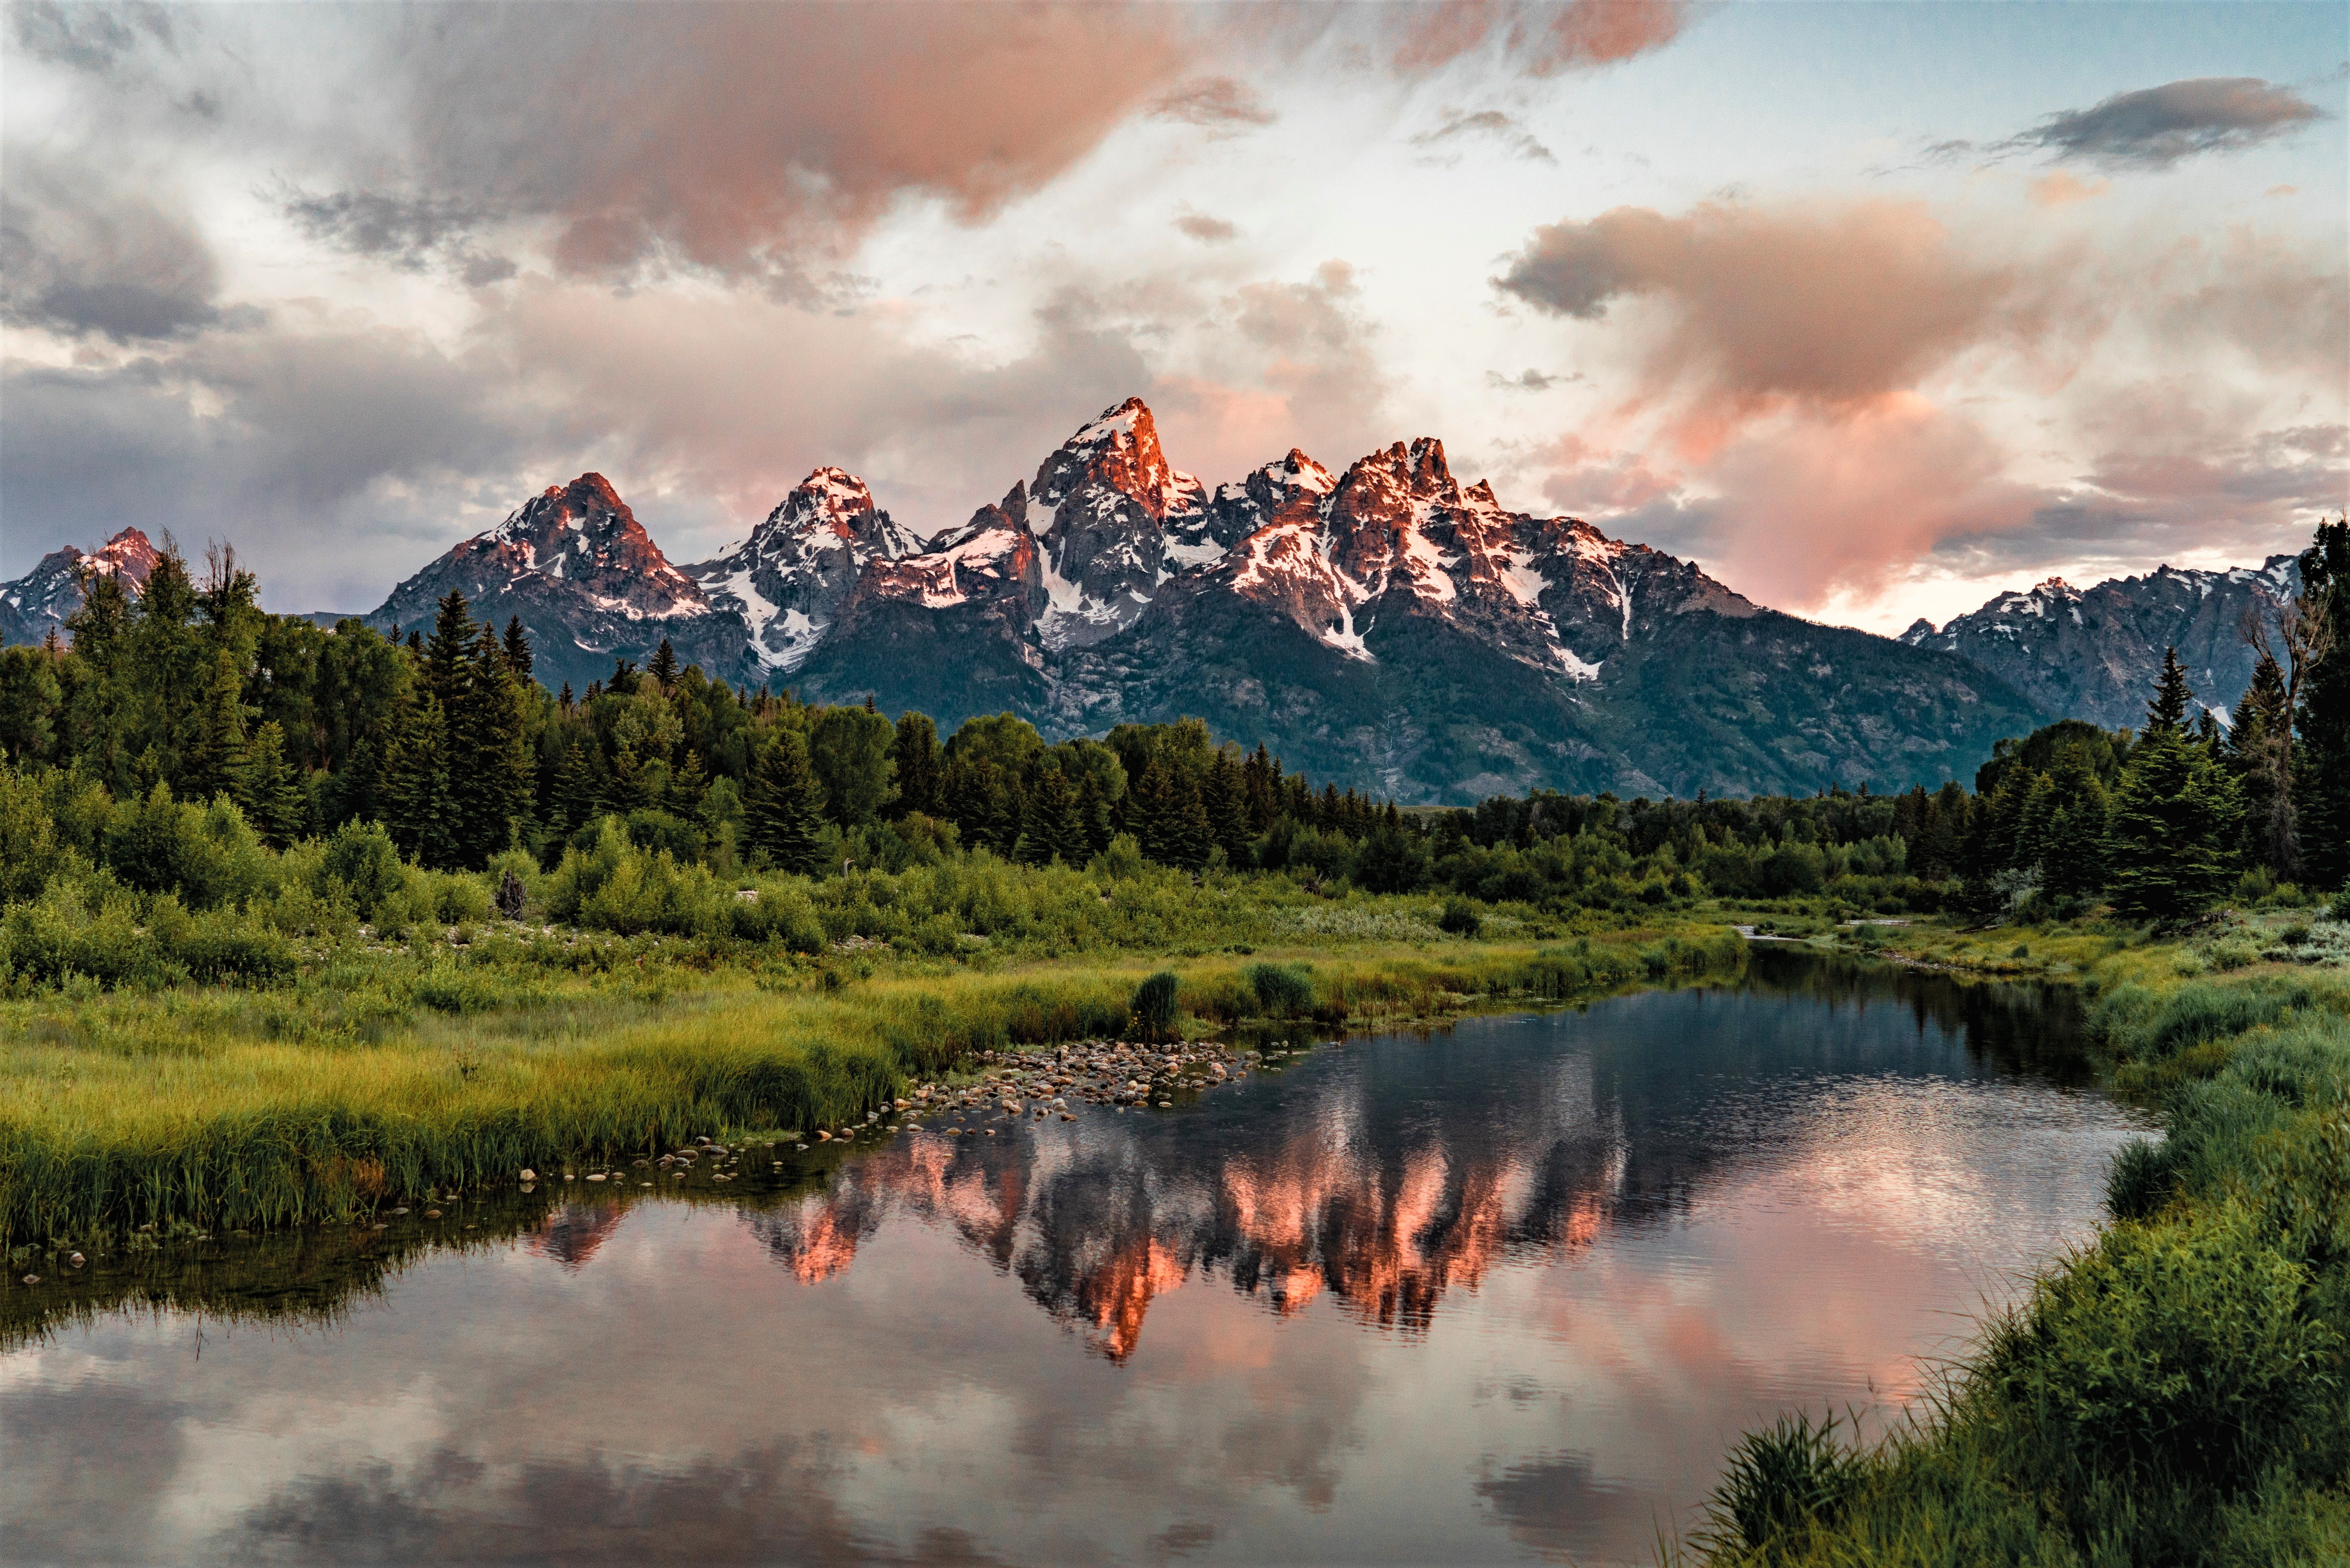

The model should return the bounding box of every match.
[1174,211,1239,244]
[387,5,1200,286]
[1487,368,1577,392]
[2017,77,2326,168]
[1386,0,1689,77]
[2027,171,2107,206]
[1493,199,2027,449]
[0,151,223,341]
[7,0,173,75]
[1412,109,1555,163]
[1150,76,1275,128]
[279,187,506,276]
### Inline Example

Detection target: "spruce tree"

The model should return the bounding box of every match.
[236,720,308,848]
[648,638,678,693]
[381,694,457,869]
[502,616,533,678]
[185,647,249,804]
[552,739,598,836]
[2295,518,2350,888]
[2229,650,2297,878]
[890,711,943,818]
[745,728,826,874]
[668,748,709,823]
[2108,658,2243,921]
[2146,646,2191,735]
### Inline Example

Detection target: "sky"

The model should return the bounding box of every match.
[3,0,2344,633]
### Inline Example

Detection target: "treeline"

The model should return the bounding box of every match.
[3,520,2344,936]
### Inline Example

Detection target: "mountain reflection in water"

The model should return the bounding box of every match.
[744,950,2094,1363]
[1,952,2148,1568]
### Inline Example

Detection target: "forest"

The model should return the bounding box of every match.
[1,520,2346,985]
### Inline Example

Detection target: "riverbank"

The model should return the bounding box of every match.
[1688,918,2350,1565]
[0,921,1745,1252]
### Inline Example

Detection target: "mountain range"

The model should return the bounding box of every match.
[0,398,2305,802]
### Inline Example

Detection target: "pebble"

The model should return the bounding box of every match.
[587,1173,607,1182]
[20,1275,36,1285]
[425,1210,442,1219]
[519,1169,537,1182]
[389,1208,409,1216]
[67,1252,85,1268]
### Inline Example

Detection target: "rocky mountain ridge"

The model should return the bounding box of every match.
[0,527,158,646]
[1902,558,2300,730]
[28,399,2286,801]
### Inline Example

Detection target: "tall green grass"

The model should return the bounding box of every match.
[1686,956,2350,1567]
[1,929,1744,1248]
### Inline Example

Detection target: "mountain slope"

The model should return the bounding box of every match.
[367,474,747,694]
[0,528,160,646]
[682,468,915,677]
[1902,559,2299,729]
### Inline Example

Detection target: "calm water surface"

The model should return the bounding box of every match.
[3,953,2151,1566]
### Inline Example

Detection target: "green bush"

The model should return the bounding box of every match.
[1245,961,1314,1016]
[1131,970,1180,1041]
[320,819,406,920]
[1438,896,1483,936]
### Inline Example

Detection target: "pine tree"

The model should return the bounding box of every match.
[890,711,943,817]
[2295,518,2350,889]
[185,647,250,804]
[502,616,533,678]
[558,682,575,711]
[1207,750,1251,865]
[648,638,678,693]
[381,694,457,869]
[552,739,599,836]
[2038,749,2109,901]
[447,620,531,866]
[668,747,709,823]
[2229,650,2297,878]
[236,719,308,848]
[2146,647,2191,735]
[424,590,473,712]
[745,728,826,874]
[2108,657,2244,922]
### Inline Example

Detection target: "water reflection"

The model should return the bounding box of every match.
[1,953,2144,1566]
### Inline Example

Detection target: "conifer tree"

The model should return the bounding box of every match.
[552,739,598,836]
[745,728,826,874]
[1208,750,1251,865]
[2295,518,2350,888]
[890,711,943,818]
[184,646,251,804]
[502,616,533,678]
[236,719,308,848]
[381,694,457,868]
[648,638,678,693]
[668,748,709,823]
[2108,657,2242,921]
[2229,649,2297,877]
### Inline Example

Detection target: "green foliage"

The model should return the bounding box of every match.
[1700,1411,1863,1556]
[1244,962,1314,1016]
[1438,896,1483,936]
[809,704,894,828]
[2106,728,2242,922]
[745,728,826,874]
[1131,970,1180,1041]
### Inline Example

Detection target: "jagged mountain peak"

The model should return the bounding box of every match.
[686,466,915,674]
[0,526,162,645]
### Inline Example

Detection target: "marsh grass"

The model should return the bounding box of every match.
[1684,945,2350,1567]
[0,926,1744,1247]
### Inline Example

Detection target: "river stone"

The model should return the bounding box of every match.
[519,1169,537,1182]
[20,1275,36,1285]
[587,1174,607,1182]
[68,1252,85,1267]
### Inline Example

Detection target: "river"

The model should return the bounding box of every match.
[1,950,2152,1565]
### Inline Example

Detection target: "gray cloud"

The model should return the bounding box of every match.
[2019,76,2326,167]
[1412,109,1555,163]
[1486,367,1577,391]
[7,0,172,75]
[1174,211,1239,244]
[280,187,498,273]
[1150,76,1275,128]
[0,153,222,341]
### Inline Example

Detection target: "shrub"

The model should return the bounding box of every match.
[320,819,405,920]
[1438,896,1483,936]
[1245,962,1314,1016]
[1131,970,1180,1040]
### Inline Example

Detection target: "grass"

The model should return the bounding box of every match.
[1681,914,2350,1568]
[0,923,1746,1249]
